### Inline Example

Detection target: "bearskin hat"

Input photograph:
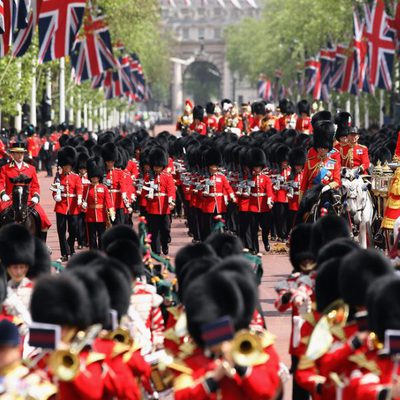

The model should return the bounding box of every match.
[206,102,215,115]
[313,121,335,151]
[101,225,140,250]
[67,250,107,270]
[57,146,77,168]
[297,99,310,116]
[87,157,105,179]
[204,148,222,166]
[248,147,267,168]
[92,259,131,319]
[105,239,144,278]
[0,224,35,267]
[183,269,252,347]
[317,238,359,266]
[28,237,51,280]
[76,152,89,171]
[98,131,115,146]
[119,138,135,158]
[374,146,392,164]
[367,275,400,341]
[0,268,6,303]
[311,111,332,129]
[193,105,205,121]
[175,243,216,282]
[276,144,290,164]
[148,146,168,168]
[31,274,91,329]
[289,224,315,272]
[288,147,307,169]
[339,249,393,308]
[310,215,350,258]
[58,134,69,148]
[101,142,118,162]
[67,269,110,326]
[205,232,243,258]
[335,112,352,139]
[315,258,342,313]
[252,101,265,116]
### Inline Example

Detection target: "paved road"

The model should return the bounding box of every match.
[39,127,293,397]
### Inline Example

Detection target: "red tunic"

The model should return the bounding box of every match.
[288,171,303,211]
[104,168,128,210]
[203,115,218,132]
[189,121,207,135]
[296,116,313,134]
[199,172,234,214]
[53,173,83,215]
[83,183,112,223]
[126,159,139,180]
[145,172,176,215]
[276,114,297,131]
[248,173,274,213]
[335,143,370,172]
[274,167,291,203]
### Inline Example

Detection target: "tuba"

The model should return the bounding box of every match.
[48,324,102,381]
[306,300,349,360]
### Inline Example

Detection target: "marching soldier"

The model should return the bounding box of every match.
[176,99,194,135]
[82,157,115,249]
[52,146,83,262]
[247,148,274,253]
[204,102,218,134]
[76,152,90,249]
[102,142,129,225]
[145,146,176,255]
[250,101,266,131]
[296,100,313,135]
[261,103,278,132]
[299,113,341,200]
[199,148,235,240]
[190,105,207,135]
[276,99,297,131]
[0,142,51,242]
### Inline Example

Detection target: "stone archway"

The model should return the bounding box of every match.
[183,61,222,105]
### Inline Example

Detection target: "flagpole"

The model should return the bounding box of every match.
[379,90,384,126]
[59,57,66,123]
[45,68,52,127]
[83,102,88,128]
[30,59,37,127]
[15,62,22,131]
[88,102,93,132]
[354,95,360,127]
[76,93,81,128]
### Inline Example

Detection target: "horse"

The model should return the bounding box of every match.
[341,167,375,248]
[295,184,344,225]
[0,174,41,236]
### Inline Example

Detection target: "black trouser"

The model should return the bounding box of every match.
[200,212,219,241]
[174,185,184,218]
[42,155,52,176]
[273,202,289,240]
[248,212,271,253]
[188,206,201,241]
[112,208,125,225]
[77,212,87,246]
[238,211,251,249]
[226,202,238,233]
[88,222,106,249]
[147,214,171,254]
[56,213,78,257]
[287,210,297,235]
[291,355,310,400]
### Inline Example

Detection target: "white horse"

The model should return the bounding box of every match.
[341,167,375,248]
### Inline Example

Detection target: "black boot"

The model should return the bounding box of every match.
[40,231,47,242]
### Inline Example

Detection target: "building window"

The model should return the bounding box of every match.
[214,28,221,39]
[182,27,189,40]
[198,27,205,40]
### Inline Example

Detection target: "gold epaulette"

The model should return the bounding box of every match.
[348,354,381,375]
[330,325,345,341]
[177,340,197,358]
[122,341,142,363]
[111,342,131,359]
[86,352,106,365]
[173,373,195,391]
[297,355,315,370]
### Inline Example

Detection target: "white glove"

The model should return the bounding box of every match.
[109,210,116,222]
[1,193,10,202]
[267,198,274,208]
[54,195,62,202]
[31,195,39,205]
[321,185,331,194]
[77,196,82,206]
[82,201,87,210]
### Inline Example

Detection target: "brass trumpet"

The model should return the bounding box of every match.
[48,324,102,381]
[106,326,133,346]
[231,330,266,367]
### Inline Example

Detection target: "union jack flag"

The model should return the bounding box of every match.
[119,55,136,99]
[319,42,336,101]
[257,78,271,101]
[130,52,145,101]
[12,0,42,57]
[304,56,321,100]
[71,14,116,83]
[364,0,396,91]
[0,0,13,56]
[0,1,5,33]
[352,8,369,94]
[38,0,86,63]
[330,44,351,91]
[388,0,400,58]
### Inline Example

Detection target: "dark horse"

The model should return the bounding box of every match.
[295,184,344,225]
[0,174,41,236]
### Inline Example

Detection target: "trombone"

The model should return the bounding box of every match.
[48,324,102,381]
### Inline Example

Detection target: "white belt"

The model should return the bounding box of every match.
[206,193,223,197]
[110,189,120,193]
[153,193,167,197]
[251,193,267,197]
[61,194,77,198]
